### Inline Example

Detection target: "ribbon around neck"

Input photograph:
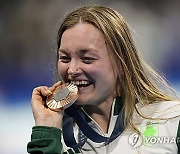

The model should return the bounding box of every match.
[62,97,125,149]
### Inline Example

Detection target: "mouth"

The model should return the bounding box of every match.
[70,80,93,88]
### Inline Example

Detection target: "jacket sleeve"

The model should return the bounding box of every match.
[27,126,62,154]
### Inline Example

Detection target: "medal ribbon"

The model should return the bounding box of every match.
[62,97,124,149]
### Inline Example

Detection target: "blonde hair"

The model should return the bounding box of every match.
[56,5,178,131]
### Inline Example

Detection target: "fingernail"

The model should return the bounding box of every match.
[45,89,53,96]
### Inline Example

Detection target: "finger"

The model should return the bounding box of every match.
[49,81,62,92]
[32,81,62,98]
[44,88,53,96]
[33,86,51,97]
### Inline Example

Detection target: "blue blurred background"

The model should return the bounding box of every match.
[0,0,179,153]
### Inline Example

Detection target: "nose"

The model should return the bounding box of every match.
[67,60,82,78]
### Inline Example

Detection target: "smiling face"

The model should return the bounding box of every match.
[58,23,117,106]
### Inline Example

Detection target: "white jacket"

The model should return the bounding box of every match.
[62,100,180,154]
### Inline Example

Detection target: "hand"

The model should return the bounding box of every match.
[31,81,64,129]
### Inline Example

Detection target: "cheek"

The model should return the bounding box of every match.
[57,62,67,79]
[86,65,102,78]
[97,62,115,78]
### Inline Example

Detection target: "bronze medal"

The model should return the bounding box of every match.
[46,83,78,111]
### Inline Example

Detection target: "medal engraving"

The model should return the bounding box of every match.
[54,88,70,102]
[46,83,78,111]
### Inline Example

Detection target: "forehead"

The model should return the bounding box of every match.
[63,23,101,38]
[60,23,106,50]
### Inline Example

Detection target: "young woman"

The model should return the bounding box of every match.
[27,6,180,154]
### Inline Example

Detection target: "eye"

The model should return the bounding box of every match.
[81,57,97,64]
[59,56,71,63]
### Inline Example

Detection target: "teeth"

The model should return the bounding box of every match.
[71,80,90,86]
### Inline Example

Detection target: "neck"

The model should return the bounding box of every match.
[83,97,114,133]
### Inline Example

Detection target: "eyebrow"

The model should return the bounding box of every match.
[59,49,88,58]
[59,49,68,54]
[59,48,98,55]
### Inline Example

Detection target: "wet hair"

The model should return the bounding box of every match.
[56,5,178,131]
